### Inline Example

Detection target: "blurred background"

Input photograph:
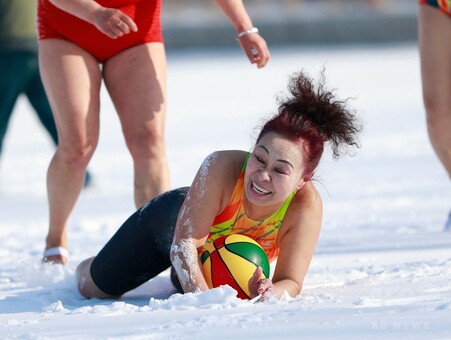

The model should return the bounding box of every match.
[162,0,417,49]
[4,0,448,234]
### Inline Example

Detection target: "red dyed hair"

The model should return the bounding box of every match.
[257,70,361,180]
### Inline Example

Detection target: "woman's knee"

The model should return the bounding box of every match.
[125,126,166,161]
[76,257,116,299]
[56,139,97,169]
[424,99,450,128]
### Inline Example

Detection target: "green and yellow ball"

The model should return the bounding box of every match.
[200,234,270,299]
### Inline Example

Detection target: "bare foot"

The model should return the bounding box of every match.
[43,247,68,265]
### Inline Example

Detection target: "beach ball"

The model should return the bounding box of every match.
[200,234,270,299]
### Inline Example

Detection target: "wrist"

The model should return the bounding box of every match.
[84,1,103,23]
[236,27,259,40]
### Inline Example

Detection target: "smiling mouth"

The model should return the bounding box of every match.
[252,182,271,195]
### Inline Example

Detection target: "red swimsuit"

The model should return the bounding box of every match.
[37,0,163,63]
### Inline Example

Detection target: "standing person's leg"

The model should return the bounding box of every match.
[102,43,170,208]
[39,39,102,263]
[0,52,31,157]
[25,63,96,188]
[419,5,451,178]
[25,53,59,145]
[26,54,94,189]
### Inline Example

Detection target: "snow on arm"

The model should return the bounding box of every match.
[170,152,223,293]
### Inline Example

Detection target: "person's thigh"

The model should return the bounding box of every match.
[419,5,451,107]
[102,43,167,151]
[90,187,189,296]
[38,39,103,154]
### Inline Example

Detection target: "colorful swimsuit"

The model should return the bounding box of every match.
[37,0,163,62]
[204,154,297,263]
[89,155,297,296]
[419,0,451,15]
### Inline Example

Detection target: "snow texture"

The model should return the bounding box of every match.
[0,44,450,339]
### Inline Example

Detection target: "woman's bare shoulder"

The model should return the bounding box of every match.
[207,150,249,163]
[284,182,323,227]
[297,182,322,210]
[200,150,249,210]
[203,150,249,175]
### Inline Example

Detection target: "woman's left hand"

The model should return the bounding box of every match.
[248,266,275,301]
[90,7,138,39]
[237,33,270,69]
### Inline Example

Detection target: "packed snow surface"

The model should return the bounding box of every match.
[0,44,450,339]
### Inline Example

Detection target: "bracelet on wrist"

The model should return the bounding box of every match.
[237,27,259,40]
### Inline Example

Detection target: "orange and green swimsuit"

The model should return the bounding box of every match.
[204,154,297,263]
[420,0,451,15]
[90,154,297,296]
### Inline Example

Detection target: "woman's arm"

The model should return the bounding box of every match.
[48,0,101,22]
[213,0,270,68]
[251,183,323,300]
[170,151,245,293]
[48,0,137,39]
[273,183,322,298]
[213,0,253,32]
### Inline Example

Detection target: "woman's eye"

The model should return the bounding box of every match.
[255,155,264,163]
[275,169,286,175]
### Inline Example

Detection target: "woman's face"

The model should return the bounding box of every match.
[244,132,305,209]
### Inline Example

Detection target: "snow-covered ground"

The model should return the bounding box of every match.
[0,44,450,339]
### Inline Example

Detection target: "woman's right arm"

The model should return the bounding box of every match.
[49,0,101,22]
[48,0,137,39]
[213,0,270,68]
[170,151,244,293]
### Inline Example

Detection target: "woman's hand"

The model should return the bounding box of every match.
[90,7,138,39]
[248,266,275,302]
[49,0,138,39]
[237,33,270,69]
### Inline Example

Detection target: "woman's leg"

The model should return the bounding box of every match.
[0,52,32,156]
[77,187,189,298]
[26,65,95,189]
[102,42,170,208]
[76,257,116,299]
[39,39,102,262]
[419,5,451,178]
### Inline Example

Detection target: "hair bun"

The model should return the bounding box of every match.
[278,69,362,159]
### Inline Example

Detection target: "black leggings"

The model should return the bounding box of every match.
[90,187,189,296]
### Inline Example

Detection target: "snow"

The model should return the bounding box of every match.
[0,44,450,339]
